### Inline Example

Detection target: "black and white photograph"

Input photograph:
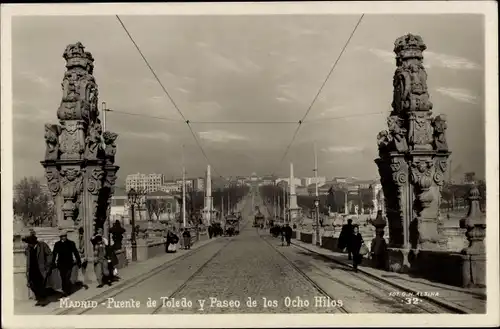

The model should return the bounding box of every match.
[1,2,498,328]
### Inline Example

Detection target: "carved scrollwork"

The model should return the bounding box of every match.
[44,167,60,196]
[87,168,105,195]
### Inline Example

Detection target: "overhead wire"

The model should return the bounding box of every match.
[271,14,365,177]
[115,15,221,177]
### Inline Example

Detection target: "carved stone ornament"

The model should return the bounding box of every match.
[390,157,408,186]
[85,120,103,160]
[391,34,433,113]
[432,114,448,151]
[409,111,433,149]
[44,123,61,160]
[44,167,61,196]
[103,131,118,164]
[57,42,99,122]
[387,115,408,152]
[60,167,83,221]
[87,168,105,195]
[59,121,85,160]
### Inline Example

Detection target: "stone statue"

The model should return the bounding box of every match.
[103,131,118,165]
[85,120,103,160]
[387,116,408,152]
[432,114,448,151]
[44,123,61,160]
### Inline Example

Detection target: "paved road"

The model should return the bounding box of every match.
[79,190,452,314]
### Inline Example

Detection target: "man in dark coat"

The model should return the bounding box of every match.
[23,234,52,305]
[371,230,388,269]
[110,220,126,250]
[338,219,354,260]
[182,229,191,250]
[283,223,293,246]
[349,225,365,272]
[52,230,81,296]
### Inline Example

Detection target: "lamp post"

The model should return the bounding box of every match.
[314,198,320,246]
[128,188,138,262]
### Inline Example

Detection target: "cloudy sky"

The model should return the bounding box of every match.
[11,14,485,185]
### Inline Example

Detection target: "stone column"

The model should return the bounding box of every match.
[289,163,300,222]
[375,34,450,251]
[41,42,118,283]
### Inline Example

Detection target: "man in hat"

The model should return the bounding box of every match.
[22,233,52,306]
[52,229,81,296]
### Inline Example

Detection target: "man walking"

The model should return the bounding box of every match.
[283,223,293,246]
[52,230,81,296]
[23,234,52,306]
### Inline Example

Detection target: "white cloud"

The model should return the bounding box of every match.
[425,51,481,70]
[435,87,478,104]
[121,131,171,141]
[276,97,291,103]
[321,146,364,154]
[19,71,51,88]
[366,48,481,70]
[198,130,247,143]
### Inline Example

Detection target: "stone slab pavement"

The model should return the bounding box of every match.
[14,236,217,315]
[291,239,487,314]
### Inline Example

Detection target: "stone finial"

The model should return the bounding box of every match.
[461,183,486,255]
[394,34,427,60]
[63,42,95,72]
[372,210,387,237]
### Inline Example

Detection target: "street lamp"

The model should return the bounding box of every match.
[127,188,138,262]
[314,198,320,246]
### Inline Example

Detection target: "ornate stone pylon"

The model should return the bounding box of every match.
[375,34,451,251]
[41,42,119,282]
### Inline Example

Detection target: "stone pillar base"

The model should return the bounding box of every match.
[462,253,486,288]
[387,248,413,273]
[136,239,148,262]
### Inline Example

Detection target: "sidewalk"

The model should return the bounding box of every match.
[15,236,217,315]
[292,239,486,314]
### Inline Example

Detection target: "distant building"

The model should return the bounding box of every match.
[160,181,180,194]
[176,179,194,191]
[301,176,326,187]
[126,173,165,193]
[277,177,302,187]
[193,177,205,192]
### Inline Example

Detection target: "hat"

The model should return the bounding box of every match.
[59,229,68,237]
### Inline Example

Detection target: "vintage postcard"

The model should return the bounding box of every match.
[1,1,498,328]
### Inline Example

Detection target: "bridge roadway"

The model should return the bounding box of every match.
[78,191,451,314]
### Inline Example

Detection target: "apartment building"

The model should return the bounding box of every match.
[125,173,165,193]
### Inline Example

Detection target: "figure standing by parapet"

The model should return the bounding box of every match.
[23,234,53,306]
[52,229,81,296]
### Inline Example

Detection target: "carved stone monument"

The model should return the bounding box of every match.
[40,42,119,282]
[375,34,451,270]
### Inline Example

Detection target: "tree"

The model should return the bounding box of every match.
[145,198,156,221]
[13,177,54,227]
[154,199,167,221]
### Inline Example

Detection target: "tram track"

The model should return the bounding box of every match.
[260,199,459,314]
[60,237,232,315]
[258,230,349,313]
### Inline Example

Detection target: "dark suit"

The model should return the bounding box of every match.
[52,239,81,294]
